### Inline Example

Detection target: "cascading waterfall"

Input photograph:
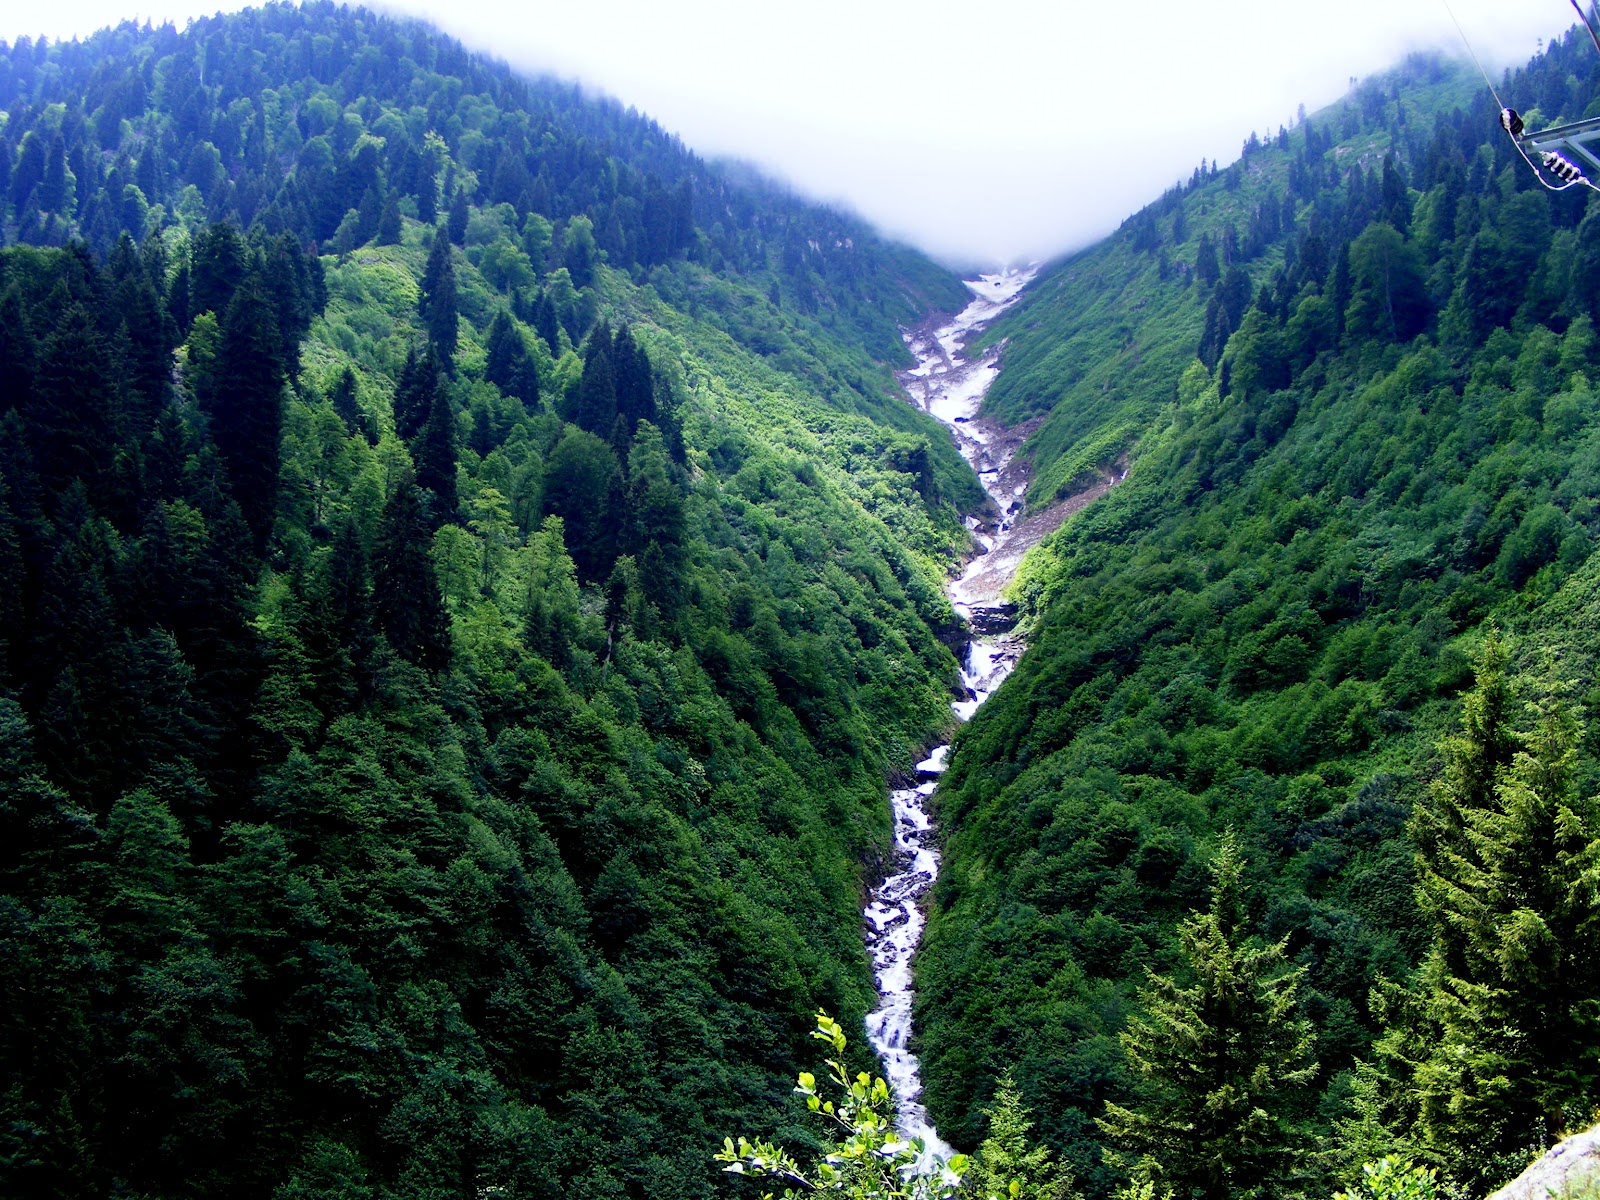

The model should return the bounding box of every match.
[861,267,1039,1166]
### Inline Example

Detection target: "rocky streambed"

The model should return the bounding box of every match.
[861,266,1044,1162]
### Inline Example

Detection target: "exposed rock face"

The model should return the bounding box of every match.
[964,602,1018,638]
[1487,1125,1600,1200]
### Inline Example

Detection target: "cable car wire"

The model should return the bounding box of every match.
[1440,0,1600,193]
[1570,0,1600,57]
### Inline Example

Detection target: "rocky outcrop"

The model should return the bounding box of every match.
[1487,1125,1600,1200]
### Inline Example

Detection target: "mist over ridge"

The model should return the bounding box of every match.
[375,0,1569,264]
[0,0,1573,262]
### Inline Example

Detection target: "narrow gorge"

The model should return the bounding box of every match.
[861,267,1041,1162]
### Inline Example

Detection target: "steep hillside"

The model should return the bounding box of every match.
[977,56,1482,505]
[0,6,983,1198]
[919,31,1600,1200]
[0,1,979,503]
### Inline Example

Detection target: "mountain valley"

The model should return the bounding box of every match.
[5,6,1600,1200]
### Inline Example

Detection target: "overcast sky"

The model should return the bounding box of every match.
[2,0,1585,265]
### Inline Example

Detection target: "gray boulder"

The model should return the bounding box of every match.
[1487,1125,1600,1200]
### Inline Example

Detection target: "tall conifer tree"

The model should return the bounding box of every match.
[1409,643,1600,1191]
[966,1074,1080,1200]
[28,299,115,500]
[393,346,435,442]
[484,311,539,410]
[372,469,450,673]
[1097,832,1316,1200]
[419,230,458,368]
[412,372,458,527]
[575,323,616,437]
[205,278,285,543]
[533,289,561,355]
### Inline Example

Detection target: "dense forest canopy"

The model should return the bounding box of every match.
[918,31,1600,1200]
[0,5,990,1197]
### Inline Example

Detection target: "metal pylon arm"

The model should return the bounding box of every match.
[1521,114,1600,176]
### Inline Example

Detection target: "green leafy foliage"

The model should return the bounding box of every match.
[1333,1158,1438,1200]
[964,1074,1081,1200]
[717,1012,968,1200]
[1393,646,1600,1192]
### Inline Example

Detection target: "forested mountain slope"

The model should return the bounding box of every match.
[976,57,1485,506]
[919,32,1600,1200]
[0,1,978,500]
[0,6,982,1197]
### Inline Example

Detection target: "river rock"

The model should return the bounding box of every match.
[965,601,1019,637]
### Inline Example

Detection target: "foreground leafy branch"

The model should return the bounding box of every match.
[1333,1157,1438,1200]
[716,1012,967,1200]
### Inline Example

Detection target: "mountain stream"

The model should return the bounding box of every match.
[861,267,1040,1164]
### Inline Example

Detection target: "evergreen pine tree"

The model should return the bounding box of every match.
[542,427,620,582]
[412,370,458,527]
[109,236,177,429]
[329,366,364,438]
[356,186,381,244]
[376,193,402,245]
[393,346,434,442]
[27,299,115,500]
[0,481,23,682]
[446,190,469,246]
[612,323,656,435]
[575,323,617,436]
[189,222,248,319]
[522,515,580,669]
[259,231,320,362]
[1408,644,1600,1191]
[1329,242,1353,344]
[1412,635,1519,976]
[168,258,193,331]
[372,469,450,673]
[33,489,133,803]
[324,514,373,657]
[38,134,67,214]
[0,290,34,417]
[1380,153,1412,234]
[414,156,437,225]
[1097,832,1317,1200]
[626,421,686,618]
[10,132,43,211]
[484,311,539,409]
[205,278,285,543]
[1193,233,1219,287]
[419,230,458,368]
[964,1074,1080,1200]
[297,516,372,717]
[533,288,562,355]
[563,214,597,288]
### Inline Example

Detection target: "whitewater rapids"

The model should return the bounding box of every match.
[861,266,1037,1166]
